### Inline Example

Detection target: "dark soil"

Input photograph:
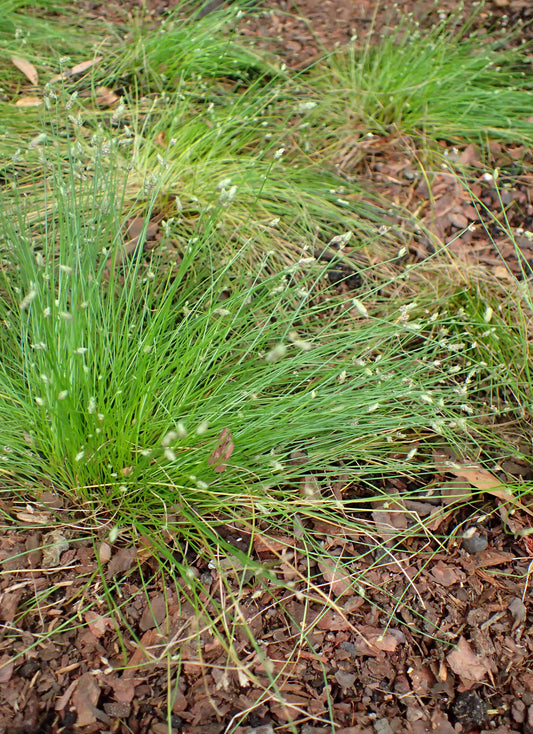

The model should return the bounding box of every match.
[1,1,533,733]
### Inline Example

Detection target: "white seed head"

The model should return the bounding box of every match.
[164,447,176,461]
[196,421,209,435]
[161,430,178,447]
[20,289,37,311]
[266,344,287,363]
[352,298,369,318]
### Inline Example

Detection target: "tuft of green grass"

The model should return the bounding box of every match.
[300,9,533,152]
[0,141,528,534]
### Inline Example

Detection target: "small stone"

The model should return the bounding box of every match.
[461,529,488,554]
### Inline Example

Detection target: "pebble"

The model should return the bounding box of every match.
[461,528,488,554]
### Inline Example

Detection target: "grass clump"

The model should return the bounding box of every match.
[0,141,527,537]
[300,9,533,157]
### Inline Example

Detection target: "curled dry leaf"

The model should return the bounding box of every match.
[447,636,489,686]
[0,654,14,684]
[318,559,355,598]
[11,56,38,85]
[106,546,137,579]
[85,611,115,638]
[72,672,101,727]
[42,530,69,568]
[95,85,119,107]
[208,428,234,473]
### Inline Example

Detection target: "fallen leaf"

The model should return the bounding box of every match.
[253,534,294,554]
[11,56,38,85]
[55,679,78,712]
[106,547,137,579]
[208,428,234,473]
[98,541,111,563]
[72,673,101,726]
[139,593,168,631]
[95,86,119,107]
[124,629,163,678]
[14,96,42,107]
[107,676,137,704]
[430,561,464,587]
[85,611,115,638]
[71,57,103,75]
[447,637,489,685]
[0,590,22,623]
[42,530,69,568]
[318,559,355,598]
[355,626,405,654]
[335,670,356,689]
[316,609,350,631]
[50,56,103,82]
[0,655,14,683]
[15,510,50,524]
[449,211,469,229]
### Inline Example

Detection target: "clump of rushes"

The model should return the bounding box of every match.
[303,7,533,145]
[0,142,525,540]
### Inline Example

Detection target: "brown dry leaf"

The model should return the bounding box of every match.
[107,676,137,704]
[208,428,234,473]
[449,211,469,229]
[355,626,405,655]
[447,636,489,685]
[318,559,355,598]
[430,561,464,587]
[459,144,481,167]
[50,56,103,82]
[0,655,14,684]
[437,456,531,514]
[98,541,111,563]
[0,590,22,623]
[55,679,78,712]
[316,609,350,631]
[139,593,168,631]
[95,86,119,107]
[124,629,163,678]
[11,56,38,85]
[253,534,294,554]
[72,672,101,726]
[14,96,43,107]
[42,530,69,568]
[85,611,115,638]
[106,547,137,579]
[15,509,50,524]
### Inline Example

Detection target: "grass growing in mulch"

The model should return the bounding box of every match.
[0,2,532,733]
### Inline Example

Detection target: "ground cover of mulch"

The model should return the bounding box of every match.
[1,468,533,734]
[2,1,533,733]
